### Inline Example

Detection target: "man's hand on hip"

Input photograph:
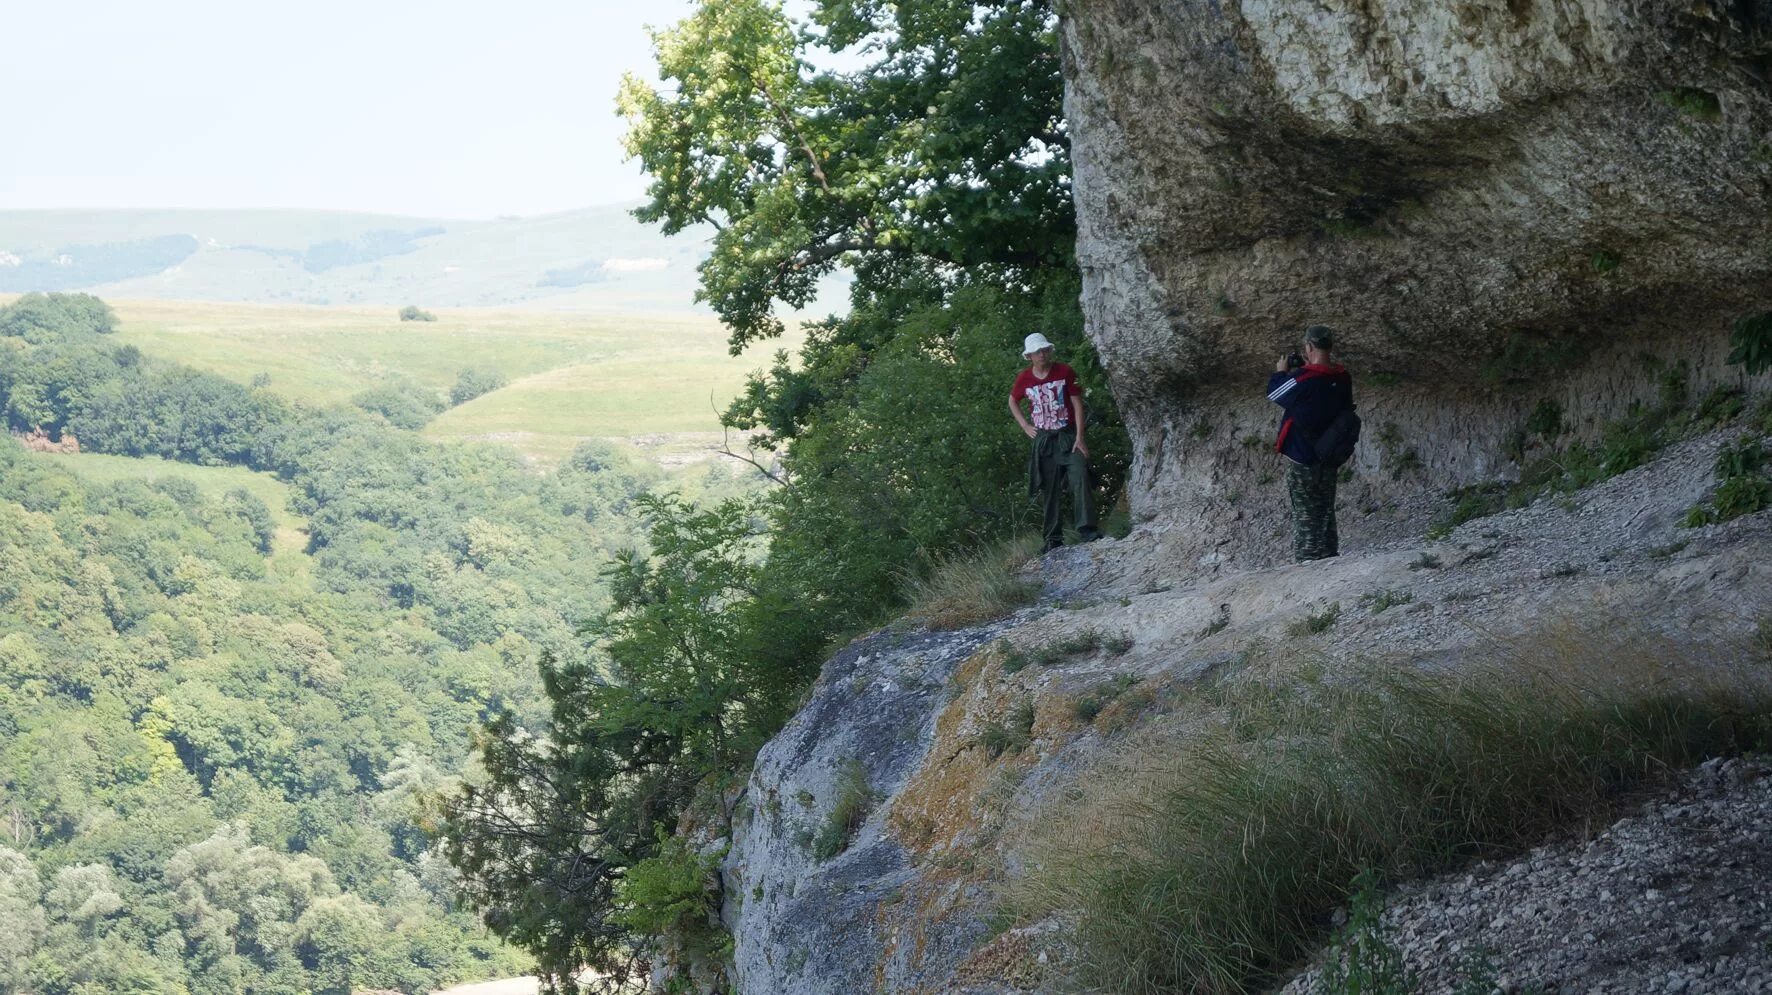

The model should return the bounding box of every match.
[1023,424,1037,439]
[1073,439,1089,457]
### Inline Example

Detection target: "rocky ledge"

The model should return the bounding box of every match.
[709,424,1772,994]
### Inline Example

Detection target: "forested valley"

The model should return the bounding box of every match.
[0,290,733,993]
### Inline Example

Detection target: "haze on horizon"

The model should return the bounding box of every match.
[0,0,701,220]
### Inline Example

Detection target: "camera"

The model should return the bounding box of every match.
[1286,352,1305,370]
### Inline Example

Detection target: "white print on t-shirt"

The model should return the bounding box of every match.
[1028,378,1070,431]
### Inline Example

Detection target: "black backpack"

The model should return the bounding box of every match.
[1313,406,1362,469]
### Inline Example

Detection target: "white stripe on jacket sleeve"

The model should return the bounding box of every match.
[1267,377,1297,401]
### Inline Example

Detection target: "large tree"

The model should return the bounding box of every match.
[619,0,1072,348]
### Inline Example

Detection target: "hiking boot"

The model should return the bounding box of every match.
[1042,538,1064,553]
[1078,527,1104,543]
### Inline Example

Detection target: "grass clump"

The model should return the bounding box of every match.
[980,700,1038,758]
[1408,552,1441,571]
[1682,437,1772,527]
[1358,589,1413,614]
[811,759,875,861]
[1074,676,1143,724]
[1011,629,1772,995]
[906,533,1043,630]
[1005,628,1132,672]
[1287,602,1341,638]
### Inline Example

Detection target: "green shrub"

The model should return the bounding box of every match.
[1589,249,1621,274]
[449,366,507,406]
[398,305,438,322]
[1314,870,1415,995]
[1727,311,1772,376]
[811,760,875,861]
[1013,633,1772,995]
[1525,398,1564,438]
[614,827,723,947]
[1408,553,1440,571]
[1684,438,1772,525]
[1694,386,1746,428]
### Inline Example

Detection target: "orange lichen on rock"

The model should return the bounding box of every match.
[886,643,1022,854]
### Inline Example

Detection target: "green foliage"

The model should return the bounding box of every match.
[0,431,582,992]
[0,292,117,343]
[443,493,823,990]
[1588,249,1622,274]
[615,827,724,949]
[399,304,438,322]
[450,365,508,406]
[351,376,446,429]
[1660,86,1723,120]
[0,293,685,992]
[1525,398,1564,438]
[812,760,875,861]
[1685,438,1772,525]
[1726,311,1772,376]
[620,0,1072,347]
[1014,641,1772,994]
[1479,331,1590,386]
[740,278,1128,644]
[1315,870,1415,995]
[1408,553,1441,570]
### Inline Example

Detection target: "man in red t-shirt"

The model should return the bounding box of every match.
[1009,333,1100,551]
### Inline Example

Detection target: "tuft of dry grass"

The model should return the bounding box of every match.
[1007,622,1772,995]
[905,534,1044,630]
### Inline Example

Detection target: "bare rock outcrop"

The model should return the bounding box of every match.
[718,425,1772,994]
[1061,0,1772,566]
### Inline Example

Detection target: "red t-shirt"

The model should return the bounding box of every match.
[1012,362,1079,432]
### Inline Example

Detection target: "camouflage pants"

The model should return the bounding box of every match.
[1286,462,1339,562]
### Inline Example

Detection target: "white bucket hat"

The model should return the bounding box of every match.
[1022,332,1055,358]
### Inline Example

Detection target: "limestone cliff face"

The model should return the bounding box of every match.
[1061,0,1772,564]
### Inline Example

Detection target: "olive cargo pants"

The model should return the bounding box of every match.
[1030,428,1097,547]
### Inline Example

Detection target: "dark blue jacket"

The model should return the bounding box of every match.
[1267,364,1353,465]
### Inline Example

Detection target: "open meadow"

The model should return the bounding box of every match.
[100,298,790,465]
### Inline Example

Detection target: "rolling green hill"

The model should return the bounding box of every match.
[0,204,719,309]
[94,298,791,466]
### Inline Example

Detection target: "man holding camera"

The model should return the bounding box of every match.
[1267,325,1355,562]
[1010,333,1101,552]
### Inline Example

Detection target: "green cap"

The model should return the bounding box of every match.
[1304,324,1336,350]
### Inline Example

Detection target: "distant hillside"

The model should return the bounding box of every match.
[0,204,724,310]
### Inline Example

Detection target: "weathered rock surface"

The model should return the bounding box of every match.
[718,423,1772,994]
[1061,0,1772,564]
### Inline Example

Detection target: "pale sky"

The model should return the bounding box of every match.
[0,0,706,219]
